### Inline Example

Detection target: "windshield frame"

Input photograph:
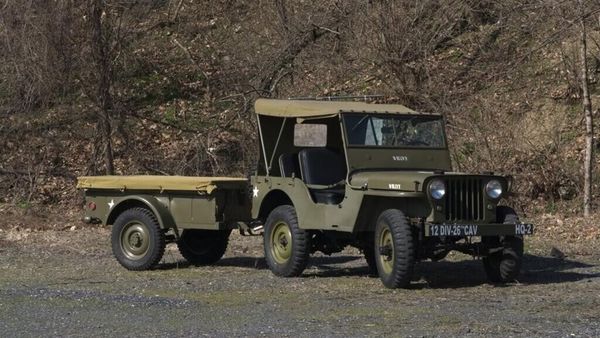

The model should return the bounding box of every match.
[341,112,448,150]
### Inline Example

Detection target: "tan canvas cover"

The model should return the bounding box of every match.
[77,176,247,193]
[254,99,432,118]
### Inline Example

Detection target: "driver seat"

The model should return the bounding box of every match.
[298,148,346,204]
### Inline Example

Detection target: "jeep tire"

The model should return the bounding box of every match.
[482,206,524,283]
[374,209,415,289]
[264,205,310,277]
[111,207,166,271]
[177,229,231,265]
[362,242,378,276]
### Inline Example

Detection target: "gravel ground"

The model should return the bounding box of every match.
[0,227,599,337]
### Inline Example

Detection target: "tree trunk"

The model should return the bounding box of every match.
[579,0,594,217]
[90,0,115,175]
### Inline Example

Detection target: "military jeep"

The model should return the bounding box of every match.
[252,99,532,288]
[78,98,533,289]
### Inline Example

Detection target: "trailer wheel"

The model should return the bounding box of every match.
[111,207,165,271]
[177,229,231,265]
[264,205,309,277]
[374,209,415,289]
[483,206,524,283]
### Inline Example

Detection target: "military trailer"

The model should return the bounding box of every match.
[78,99,533,288]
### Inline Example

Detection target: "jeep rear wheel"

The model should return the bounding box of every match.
[111,207,165,271]
[374,209,415,289]
[177,229,231,265]
[264,205,309,277]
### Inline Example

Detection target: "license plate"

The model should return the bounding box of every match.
[515,223,534,235]
[427,223,534,237]
[429,224,480,236]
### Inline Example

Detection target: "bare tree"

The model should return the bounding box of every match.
[361,1,501,109]
[86,0,150,175]
[89,0,115,175]
[0,1,77,115]
[256,1,359,96]
[578,0,594,217]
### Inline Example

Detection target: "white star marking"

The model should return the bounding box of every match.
[252,186,259,198]
[108,199,115,209]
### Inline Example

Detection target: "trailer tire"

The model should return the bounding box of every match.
[111,207,165,271]
[264,205,309,277]
[177,229,231,265]
[374,209,415,289]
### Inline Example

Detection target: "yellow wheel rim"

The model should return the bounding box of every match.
[120,221,150,260]
[271,221,292,264]
[378,227,394,274]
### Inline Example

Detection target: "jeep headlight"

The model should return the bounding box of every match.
[429,179,446,200]
[486,179,503,199]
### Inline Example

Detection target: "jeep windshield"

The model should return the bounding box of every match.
[343,113,446,148]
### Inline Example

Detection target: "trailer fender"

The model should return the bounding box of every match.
[106,195,177,231]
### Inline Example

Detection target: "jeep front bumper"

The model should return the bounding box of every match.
[425,223,534,237]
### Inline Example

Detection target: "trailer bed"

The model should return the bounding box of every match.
[77,175,247,193]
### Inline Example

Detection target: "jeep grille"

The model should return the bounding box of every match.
[444,178,484,222]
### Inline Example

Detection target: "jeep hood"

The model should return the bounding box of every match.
[349,171,436,192]
[349,171,504,193]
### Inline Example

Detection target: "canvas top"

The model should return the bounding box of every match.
[254,99,440,118]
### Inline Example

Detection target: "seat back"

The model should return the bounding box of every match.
[279,153,300,178]
[298,148,346,185]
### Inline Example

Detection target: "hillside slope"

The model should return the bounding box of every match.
[1,0,599,221]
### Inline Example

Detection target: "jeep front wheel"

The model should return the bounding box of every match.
[264,205,309,277]
[111,207,166,271]
[374,209,415,289]
[482,206,524,283]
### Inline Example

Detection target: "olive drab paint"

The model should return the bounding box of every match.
[78,98,533,288]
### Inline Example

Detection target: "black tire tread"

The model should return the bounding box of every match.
[363,245,378,276]
[483,206,524,283]
[177,229,230,265]
[375,209,415,289]
[264,205,309,277]
[111,207,166,271]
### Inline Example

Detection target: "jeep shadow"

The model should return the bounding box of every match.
[300,254,599,289]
